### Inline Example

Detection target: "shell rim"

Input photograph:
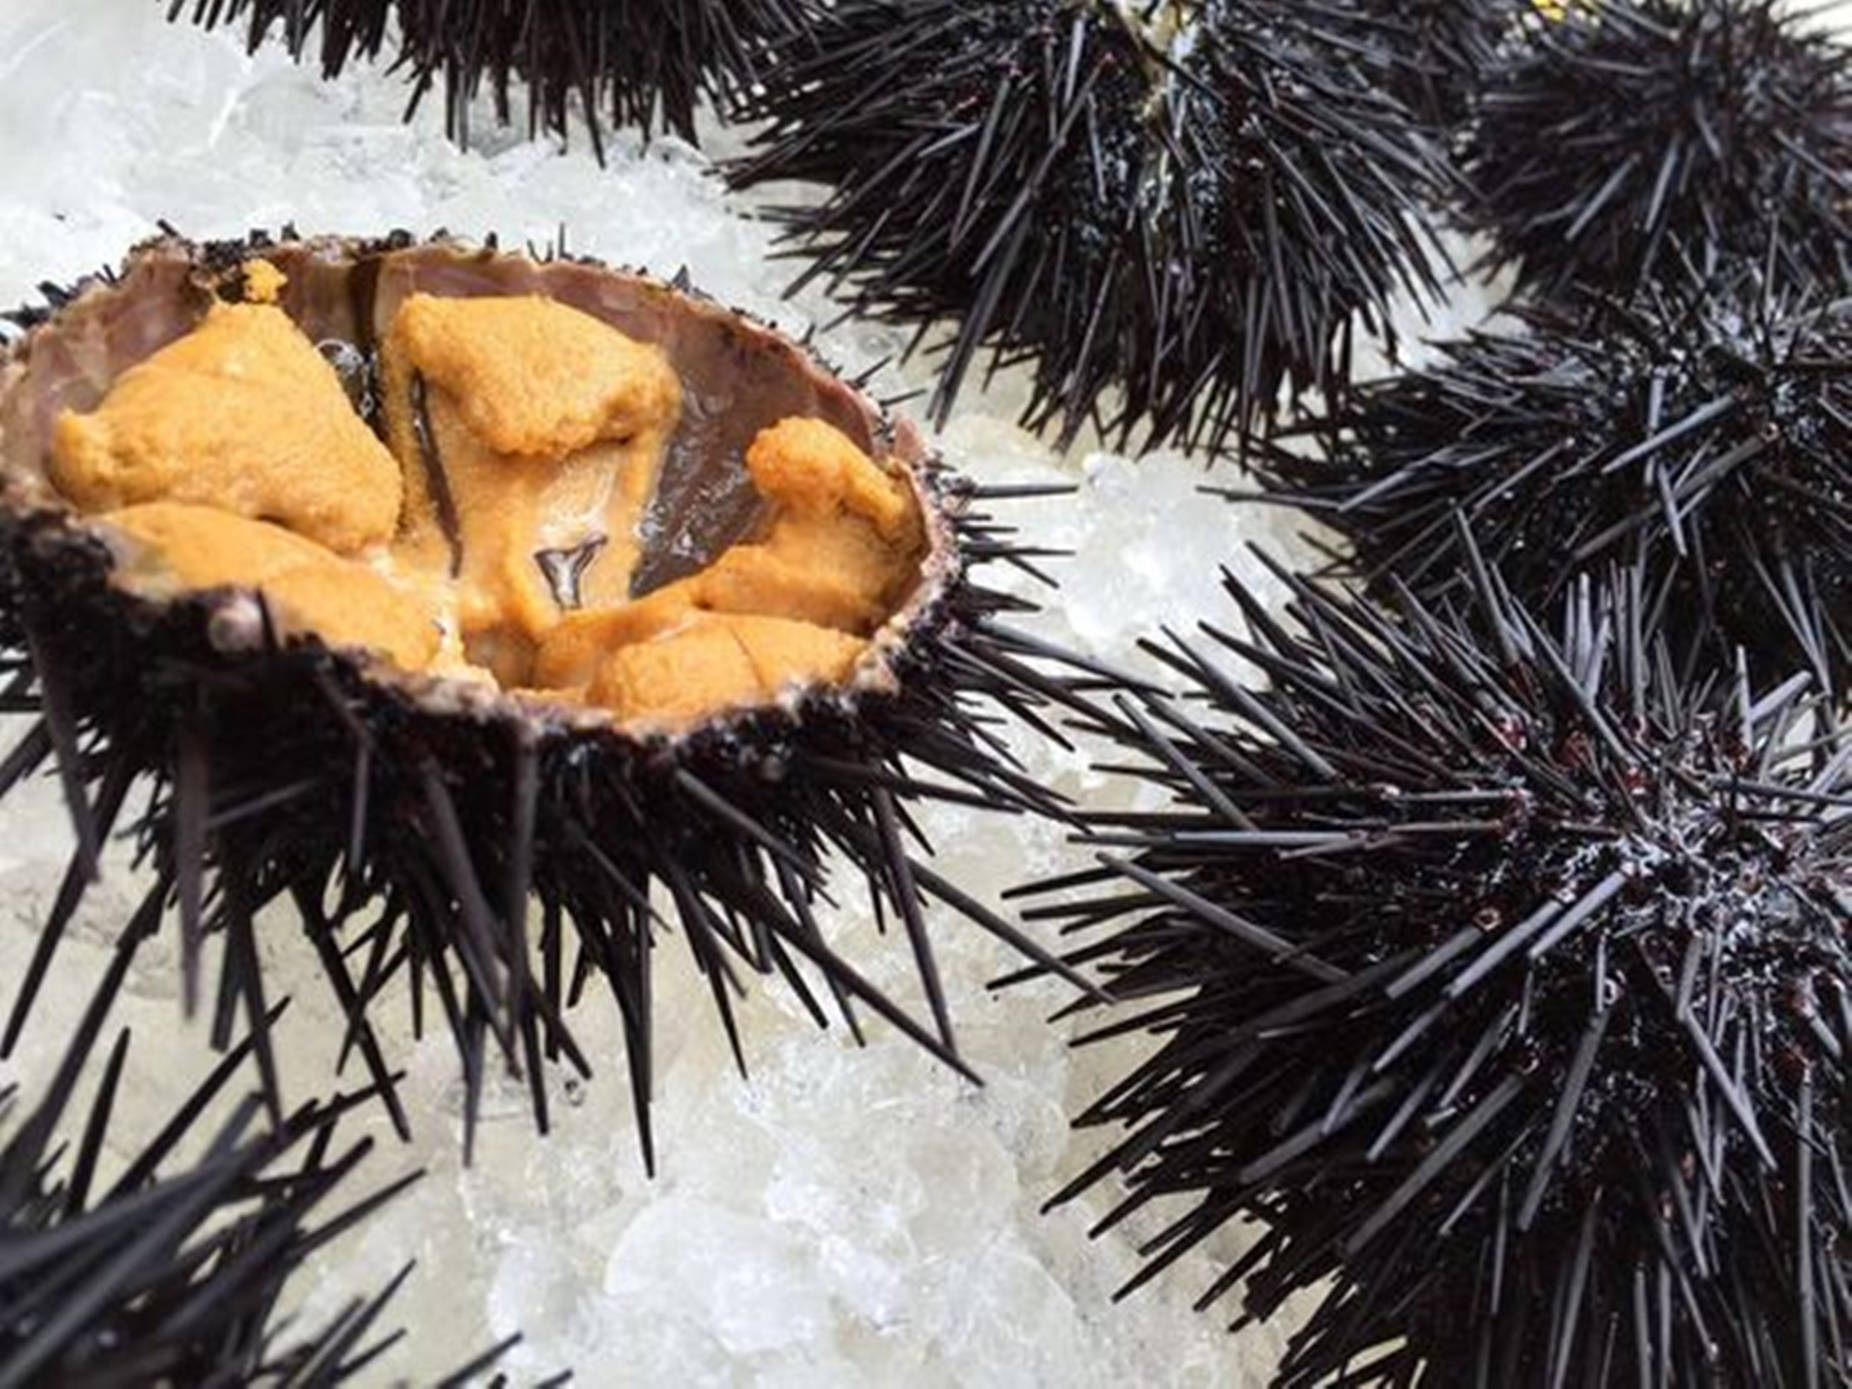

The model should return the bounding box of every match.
[0,231,969,747]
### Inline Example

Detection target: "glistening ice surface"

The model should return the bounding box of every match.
[0,3,1844,1385]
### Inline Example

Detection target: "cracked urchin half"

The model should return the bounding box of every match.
[167,0,809,152]
[1465,0,1852,297]
[1,920,529,1388]
[726,0,1449,454]
[1251,267,1852,700]
[1019,545,1851,1386]
[0,231,1093,1166]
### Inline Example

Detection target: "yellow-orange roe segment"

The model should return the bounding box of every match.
[51,301,402,554]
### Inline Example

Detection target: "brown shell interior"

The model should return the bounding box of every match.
[0,238,945,730]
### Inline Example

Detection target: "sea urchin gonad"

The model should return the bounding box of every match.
[0,233,1089,1164]
[1025,549,1850,1387]
[727,0,1448,453]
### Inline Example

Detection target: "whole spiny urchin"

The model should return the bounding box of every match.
[169,0,807,151]
[1025,549,1850,1387]
[1252,269,1852,698]
[0,926,524,1387]
[728,0,1447,453]
[1466,0,1851,296]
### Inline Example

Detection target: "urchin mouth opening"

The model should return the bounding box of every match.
[1,237,939,735]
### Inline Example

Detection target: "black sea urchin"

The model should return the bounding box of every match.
[1252,269,1852,699]
[1,924,524,1387]
[1466,0,1852,297]
[0,231,1091,1166]
[168,0,806,152]
[728,0,1447,453]
[1023,551,1851,1387]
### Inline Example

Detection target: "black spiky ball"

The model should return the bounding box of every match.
[0,921,524,1387]
[1027,552,1850,1387]
[169,0,807,151]
[0,232,1090,1166]
[728,0,1447,452]
[1254,270,1852,698]
[1466,0,1852,296]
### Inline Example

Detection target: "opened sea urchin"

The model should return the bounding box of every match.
[0,232,1086,1162]
[1026,552,1850,1386]
[1467,0,1852,296]
[1254,270,1852,698]
[729,0,1447,452]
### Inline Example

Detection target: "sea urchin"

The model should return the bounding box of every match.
[169,0,807,152]
[0,921,524,1387]
[729,0,1448,453]
[1252,267,1852,698]
[1026,547,1850,1386]
[1466,0,1852,296]
[0,231,1089,1164]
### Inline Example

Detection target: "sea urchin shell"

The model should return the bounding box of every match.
[1026,547,1850,1387]
[0,231,1088,1164]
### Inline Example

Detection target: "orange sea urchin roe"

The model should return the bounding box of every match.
[691,416,926,632]
[50,301,402,554]
[379,292,682,683]
[591,614,869,726]
[103,502,438,670]
[532,417,925,724]
[47,279,926,732]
